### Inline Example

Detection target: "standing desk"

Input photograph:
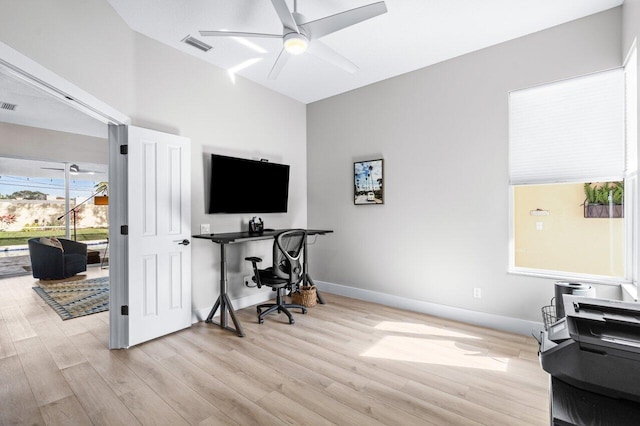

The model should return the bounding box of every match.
[193,229,332,337]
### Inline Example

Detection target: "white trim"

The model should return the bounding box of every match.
[192,290,272,323]
[315,280,544,337]
[622,283,638,301]
[507,267,629,286]
[624,38,637,69]
[0,42,130,126]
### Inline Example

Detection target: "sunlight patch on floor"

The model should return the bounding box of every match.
[361,335,510,372]
[374,321,481,339]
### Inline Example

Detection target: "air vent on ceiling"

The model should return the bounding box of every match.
[181,35,212,52]
[0,102,17,111]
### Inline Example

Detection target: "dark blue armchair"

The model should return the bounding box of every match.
[27,237,87,280]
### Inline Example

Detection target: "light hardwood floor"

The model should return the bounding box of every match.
[0,269,549,425]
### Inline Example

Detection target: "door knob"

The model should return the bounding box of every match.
[177,239,190,246]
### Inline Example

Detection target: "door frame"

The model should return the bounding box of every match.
[0,42,131,348]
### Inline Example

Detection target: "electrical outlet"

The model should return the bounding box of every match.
[473,288,482,298]
[244,275,253,287]
[200,223,211,234]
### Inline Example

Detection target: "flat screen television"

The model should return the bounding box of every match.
[209,154,290,214]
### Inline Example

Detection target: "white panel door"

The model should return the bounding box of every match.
[127,126,191,346]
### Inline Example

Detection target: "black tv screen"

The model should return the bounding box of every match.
[209,154,290,214]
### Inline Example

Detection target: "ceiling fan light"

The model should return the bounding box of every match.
[284,33,308,55]
[69,164,80,175]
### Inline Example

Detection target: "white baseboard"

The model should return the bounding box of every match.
[315,280,545,337]
[192,290,272,323]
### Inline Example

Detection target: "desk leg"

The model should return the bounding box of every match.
[204,243,245,337]
[303,235,325,305]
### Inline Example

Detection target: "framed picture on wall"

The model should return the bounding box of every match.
[354,159,383,205]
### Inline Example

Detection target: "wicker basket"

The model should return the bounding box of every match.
[291,285,317,307]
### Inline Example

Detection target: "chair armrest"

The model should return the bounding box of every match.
[60,239,87,256]
[244,257,263,288]
[28,239,64,279]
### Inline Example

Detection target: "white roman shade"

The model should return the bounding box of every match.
[509,69,625,185]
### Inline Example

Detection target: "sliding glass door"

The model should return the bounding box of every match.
[0,157,108,255]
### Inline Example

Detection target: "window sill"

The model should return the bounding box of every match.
[508,268,629,287]
[621,283,638,302]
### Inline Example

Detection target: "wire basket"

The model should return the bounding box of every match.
[541,297,557,331]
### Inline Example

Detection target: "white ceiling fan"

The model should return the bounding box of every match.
[199,0,387,79]
[41,164,103,175]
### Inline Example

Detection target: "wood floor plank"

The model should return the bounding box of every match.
[0,271,549,425]
[18,298,51,325]
[39,394,92,426]
[30,321,87,370]
[70,331,145,396]
[402,379,533,426]
[113,346,222,424]
[2,306,37,341]
[157,353,284,425]
[62,361,141,425]
[362,379,483,426]
[256,390,335,426]
[0,314,17,359]
[324,381,432,426]
[14,337,74,407]
[0,355,45,425]
[119,385,190,426]
[164,332,274,403]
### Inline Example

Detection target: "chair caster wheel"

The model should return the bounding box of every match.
[289,319,295,325]
[302,308,307,314]
[258,319,264,324]
[256,307,261,314]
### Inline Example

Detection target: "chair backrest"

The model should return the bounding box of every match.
[273,229,306,283]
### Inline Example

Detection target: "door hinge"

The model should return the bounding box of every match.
[121,305,128,315]
[120,225,128,235]
[120,144,128,155]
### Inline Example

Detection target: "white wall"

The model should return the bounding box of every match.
[0,122,108,164]
[0,0,307,316]
[307,8,623,326]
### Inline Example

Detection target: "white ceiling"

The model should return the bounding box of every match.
[105,0,623,104]
[0,66,107,138]
[0,157,107,180]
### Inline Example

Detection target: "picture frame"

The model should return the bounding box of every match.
[354,159,383,205]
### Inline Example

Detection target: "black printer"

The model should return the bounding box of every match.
[540,296,640,424]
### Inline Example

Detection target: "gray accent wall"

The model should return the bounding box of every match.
[307,8,623,323]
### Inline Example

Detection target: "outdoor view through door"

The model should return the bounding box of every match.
[0,157,108,278]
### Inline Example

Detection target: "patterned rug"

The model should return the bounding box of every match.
[33,276,109,320]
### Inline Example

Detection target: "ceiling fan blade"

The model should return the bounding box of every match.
[300,1,387,39]
[199,30,281,38]
[268,48,291,80]
[307,41,358,74]
[40,167,64,171]
[270,0,299,32]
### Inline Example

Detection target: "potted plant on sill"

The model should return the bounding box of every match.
[583,181,623,218]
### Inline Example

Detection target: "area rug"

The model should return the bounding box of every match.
[33,276,109,320]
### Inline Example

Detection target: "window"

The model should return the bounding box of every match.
[509,68,634,283]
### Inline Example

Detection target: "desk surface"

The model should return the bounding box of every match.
[193,229,332,244]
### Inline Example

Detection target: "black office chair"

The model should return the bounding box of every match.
[245,229,308,324]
